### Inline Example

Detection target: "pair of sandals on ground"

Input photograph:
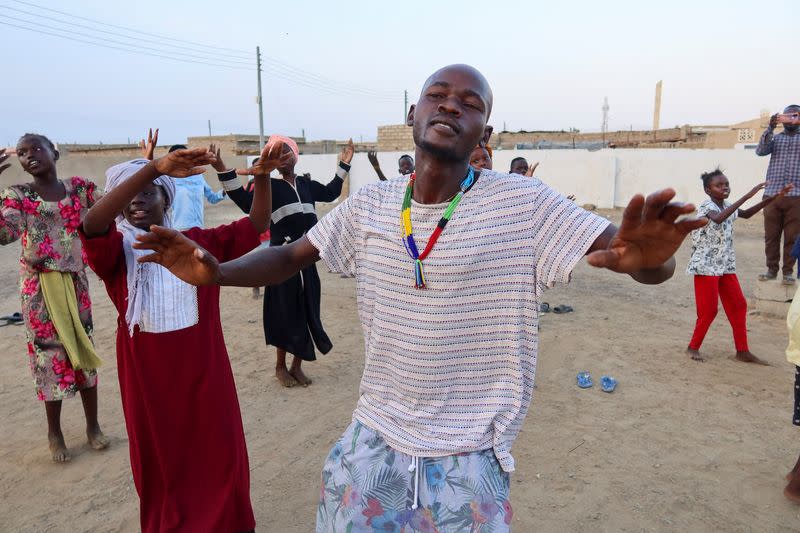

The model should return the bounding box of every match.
[577,372,617,392]
[540,302,573,314]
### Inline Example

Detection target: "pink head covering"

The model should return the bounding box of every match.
[266,135,299,164]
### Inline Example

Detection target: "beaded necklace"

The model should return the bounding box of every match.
[400,166,477,288]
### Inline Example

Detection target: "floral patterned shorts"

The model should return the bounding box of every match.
[317,421,513,533]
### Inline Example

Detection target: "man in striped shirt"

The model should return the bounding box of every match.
[757,105,800,284]
[134,64,707,532]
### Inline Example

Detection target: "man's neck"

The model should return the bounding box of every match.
[412,150,470,204]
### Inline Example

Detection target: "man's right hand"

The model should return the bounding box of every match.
[133,226,221,286]
[769,113,779,130]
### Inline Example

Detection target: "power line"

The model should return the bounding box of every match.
[1,4,254,63]
[0,11,254,67]
[5,0,397,99]
[260,56,396,98]
[10,0,253,57]
[1,9,399,103]
[0,20,252,71]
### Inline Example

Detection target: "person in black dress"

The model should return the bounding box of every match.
[213,136,353,387]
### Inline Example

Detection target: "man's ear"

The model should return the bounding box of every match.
[481,125,493,146]
[53,149,60,162]
[406,104,415,127]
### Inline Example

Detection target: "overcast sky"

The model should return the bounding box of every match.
[1,0,797,146]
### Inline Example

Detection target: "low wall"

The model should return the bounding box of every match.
[1,149,771,210]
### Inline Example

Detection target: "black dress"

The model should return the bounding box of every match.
[218,162,349,360]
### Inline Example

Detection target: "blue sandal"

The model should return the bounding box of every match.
[576,372,593,389]
[600,375,617,393]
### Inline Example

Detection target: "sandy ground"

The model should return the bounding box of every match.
[1,200,800,533]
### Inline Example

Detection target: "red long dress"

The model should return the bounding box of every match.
[80,218,258,533]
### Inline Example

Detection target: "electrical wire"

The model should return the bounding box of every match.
[1,2,399,102]
[6,0,397,98]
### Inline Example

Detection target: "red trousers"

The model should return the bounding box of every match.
[689,274,749,352]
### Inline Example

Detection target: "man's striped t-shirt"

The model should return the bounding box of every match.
[307,169,610,472]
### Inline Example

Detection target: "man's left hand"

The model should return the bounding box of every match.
[588,188,707,273]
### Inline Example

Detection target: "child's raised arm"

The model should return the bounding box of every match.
[703,182,767,224]
[738,184,793,219]
[245,142,289,233]
[82,148,215,237]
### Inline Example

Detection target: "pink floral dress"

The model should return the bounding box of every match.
[0,177,99,401]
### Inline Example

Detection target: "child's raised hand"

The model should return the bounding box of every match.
[525,162,540,177]
[587,188,707,274]
[340,138,355,165]
[745,182,766,198]
[133,226,221,286]
[367,150,380,168]
[153,147,216,178]
[241,141,292,176]
[139,128,159,161]
[208,143,228,173]
[0,148,11,175]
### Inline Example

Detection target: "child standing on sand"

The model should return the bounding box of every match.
[79,140,280,533]
[686,169,790,363]
[0,135,107,462]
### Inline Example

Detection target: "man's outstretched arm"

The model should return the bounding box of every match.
[133,229,319,287]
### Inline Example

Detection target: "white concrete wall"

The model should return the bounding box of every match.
[1,149,771,211]
[294,148,771,210]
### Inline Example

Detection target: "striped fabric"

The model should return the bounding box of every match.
[307,169,610,472]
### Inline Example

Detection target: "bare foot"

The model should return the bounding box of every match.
[289,366,313,387]
[687,348,704,362]
[735,351,770,365]
[87,425,110,450]
[49,432,70,463]
[785,477,800,503]
[276,366,298,388]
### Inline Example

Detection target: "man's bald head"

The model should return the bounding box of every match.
[421,64,494,119]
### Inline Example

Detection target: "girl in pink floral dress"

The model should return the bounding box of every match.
[0,134,108,462]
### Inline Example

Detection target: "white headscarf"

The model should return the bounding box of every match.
[104,159,198,336]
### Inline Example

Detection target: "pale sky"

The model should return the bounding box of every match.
[1,0,797,146]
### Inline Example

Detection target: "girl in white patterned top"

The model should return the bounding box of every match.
[686,169,790,363]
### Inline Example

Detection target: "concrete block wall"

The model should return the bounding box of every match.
[377,125,414,151]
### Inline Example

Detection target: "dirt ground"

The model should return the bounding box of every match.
[1,201,800,533]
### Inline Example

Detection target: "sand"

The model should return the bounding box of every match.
[1,201,800,532]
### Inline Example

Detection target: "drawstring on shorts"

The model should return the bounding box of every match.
[407,456,423,510]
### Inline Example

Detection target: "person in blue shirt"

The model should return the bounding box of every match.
[167,144,226,230]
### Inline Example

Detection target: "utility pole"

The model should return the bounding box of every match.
[404,90,408,121]
[207,119,212,139]
[256,46,265,150]
[602,96,609,145]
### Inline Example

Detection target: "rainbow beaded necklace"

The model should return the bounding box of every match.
[400,166,477,288]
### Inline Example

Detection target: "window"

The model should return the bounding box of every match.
[737,129,755,142]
